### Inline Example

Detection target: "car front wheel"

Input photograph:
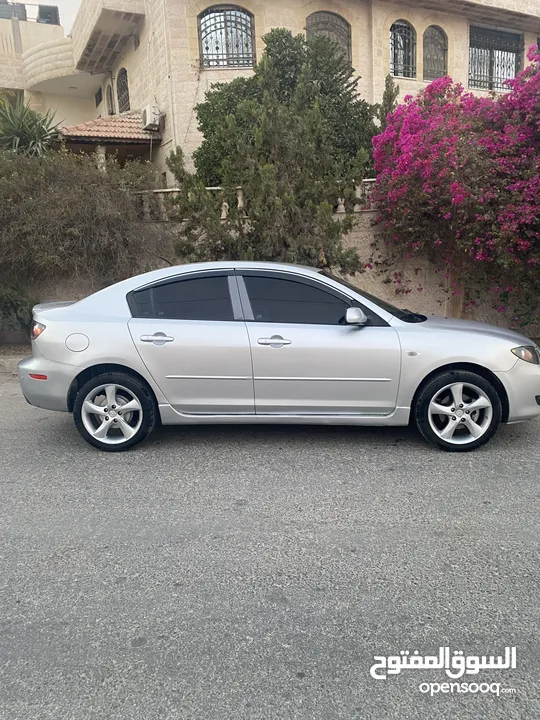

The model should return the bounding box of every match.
[73,372,157,451]
[414,370,502,452]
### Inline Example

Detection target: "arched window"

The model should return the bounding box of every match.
[199,6,255,68]
[116,68,130,113]
[106,85,115,115]
[306,12,352,62]
[390,20,416,78]
[423,25,448,80]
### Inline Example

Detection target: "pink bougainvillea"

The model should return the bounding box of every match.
[373,46,540,324]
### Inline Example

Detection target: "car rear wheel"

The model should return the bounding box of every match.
[414,370,502,452]
[73,372,157,451]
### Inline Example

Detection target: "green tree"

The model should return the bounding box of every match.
[193,28,375,186]
[167,32,371,273]
[375,74,400,132]
[0,101,60,156]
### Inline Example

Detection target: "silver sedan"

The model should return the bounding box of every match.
[18,261,540,452]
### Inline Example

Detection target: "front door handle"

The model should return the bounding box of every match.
[258,335,291,348]
[140,333,174,345]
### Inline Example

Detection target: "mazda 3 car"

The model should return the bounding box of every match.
[18,261,540,452]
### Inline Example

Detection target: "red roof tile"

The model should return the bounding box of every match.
[61,113,161,143]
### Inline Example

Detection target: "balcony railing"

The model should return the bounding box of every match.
[136,179,376,223]
[0,3,60,24]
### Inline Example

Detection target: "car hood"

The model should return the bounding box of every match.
[414,315,534,346]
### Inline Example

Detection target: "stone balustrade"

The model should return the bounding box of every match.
[137,179,376,223]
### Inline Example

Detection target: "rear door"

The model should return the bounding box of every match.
[128,270,254,414]
[237,270,401,415]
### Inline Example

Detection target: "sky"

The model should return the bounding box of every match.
[56,0,81,33]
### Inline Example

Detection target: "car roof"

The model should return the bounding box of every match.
[159,260,319,273]
[98,261,323,295]
[73,261,394,324]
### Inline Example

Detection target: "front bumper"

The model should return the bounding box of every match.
[496,358,540,423]
[18,356,77,412]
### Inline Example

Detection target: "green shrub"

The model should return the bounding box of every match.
[0,287,36,331]
[0,150,173,287]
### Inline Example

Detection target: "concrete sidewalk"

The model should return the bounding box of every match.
[0,345,30,374]
[0,356,22,375]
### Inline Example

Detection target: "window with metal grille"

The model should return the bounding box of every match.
[469,26,523,91]
[116,68,130,113]
[199,6,255,68]
[306,12,352,62]
[390,20,416,78]
[106,85,115,115]
[423,25,448,80]
[95,87,103,108]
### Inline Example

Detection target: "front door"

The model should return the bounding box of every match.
[238,271,401,415]
[128,271,254,414]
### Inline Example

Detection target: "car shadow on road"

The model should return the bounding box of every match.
[22,399,535,455]
[143,420,494,452]
[133,412,534,456]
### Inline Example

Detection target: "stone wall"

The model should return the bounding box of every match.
[19,210,523,335]
[345,212,539,335]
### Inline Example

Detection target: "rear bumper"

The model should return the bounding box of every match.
[496,359,540,423]
[18,356,77,412]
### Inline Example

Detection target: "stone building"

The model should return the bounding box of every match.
[1,0,539,177]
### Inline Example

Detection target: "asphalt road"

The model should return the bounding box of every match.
[0,378,539,720]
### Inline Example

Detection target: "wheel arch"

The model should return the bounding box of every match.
[67,363,159,415]
[411,362,510,423]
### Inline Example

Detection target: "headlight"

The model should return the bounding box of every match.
[511,346,539,364]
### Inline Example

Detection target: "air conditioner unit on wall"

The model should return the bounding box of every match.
[142,104,161,131]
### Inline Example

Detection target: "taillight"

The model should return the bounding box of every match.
[30,322,46,340]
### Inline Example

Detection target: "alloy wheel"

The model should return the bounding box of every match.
[427,381,493,446]
[80,383,144,446]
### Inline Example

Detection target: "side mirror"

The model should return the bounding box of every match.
[345,307,368,326]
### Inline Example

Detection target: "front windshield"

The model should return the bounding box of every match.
[319,271,426,322]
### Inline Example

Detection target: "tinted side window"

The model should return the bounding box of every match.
[132,276,234,321]
[244,275,349,325]
[154,276,233,320]
[130,288,153,317]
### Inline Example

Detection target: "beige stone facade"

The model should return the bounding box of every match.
[0,12,63,94]
[1,0,539,173]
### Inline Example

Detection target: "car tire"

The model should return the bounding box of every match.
[73,372,157,452]
[414,370,502,452]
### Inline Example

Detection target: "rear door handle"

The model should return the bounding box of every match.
[141,333,174,345]
[258,335,291,348]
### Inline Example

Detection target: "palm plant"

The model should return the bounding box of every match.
[0,101,60,156]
